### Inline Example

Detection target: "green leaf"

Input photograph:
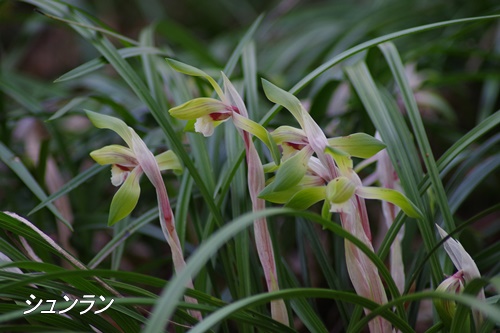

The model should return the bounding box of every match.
[88,208,156,268]
[327,133,386,158]
[28,164,106,216]
[356,186,423,219]
[379,42,455,231]
[0,142,71,230]
[55,47,166,82]
[344,61,442,285]
[48,96,88,120]
[142,208,405,332]
[260,14,500,126]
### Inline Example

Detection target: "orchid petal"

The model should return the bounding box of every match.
[284,186,326,210]
[89,145,137,167]
[326,177,356,204]
[262,79,336,176]
[85,111,133,148]
[260,145,313,196]
[259,185,304,204]
[108,167,141,226]
[194,115,216,137]
[155,150,182,175]
[271,126,307,146]
[262,162,279,173]
[262,79,305,128]
[232,112,281,165]
[222,73,248,118]
[169,98,229,120]
[166,59,225,100]
[324,146,353,174]
[111,164,130,186]
[356,186,423,218]
[327,133,386,158]
[307,156,331,181]
[436,225,481,284]
[259,175,325,203]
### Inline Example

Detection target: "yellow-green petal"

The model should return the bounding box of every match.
[327,133,386,158]
[108,167,141,226]
[326,177,356,204]
[271,126,307,146]
[232,113,281,165]
[155,150,182,175]
[324,146,353,173]
[166,59,225,100]
[89,145,136,166]
[169,98,228,120]
[264,146,312,194]
[86,110,133,148]
[356,186,423,219]
[285,186,326,210]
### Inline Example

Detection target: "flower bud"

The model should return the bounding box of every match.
[434,270,466,328]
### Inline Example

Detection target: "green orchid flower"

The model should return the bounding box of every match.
[87,111,182,226]
[167,60,287,325]
[261,80,424,333]
[87,111,202,320]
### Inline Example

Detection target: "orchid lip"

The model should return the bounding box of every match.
[209,112,232,121]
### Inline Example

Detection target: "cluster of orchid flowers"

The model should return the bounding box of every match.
[86,59,484,331]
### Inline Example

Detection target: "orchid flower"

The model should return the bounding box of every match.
[261,80,423,333]
[167,60,288,325]
[86,111,201,320]
[435,225,484,329]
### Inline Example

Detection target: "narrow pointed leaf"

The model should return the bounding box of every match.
[0,142,71,229]
[55,47,165,82]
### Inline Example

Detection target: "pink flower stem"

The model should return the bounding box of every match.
[239,128,289,325]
